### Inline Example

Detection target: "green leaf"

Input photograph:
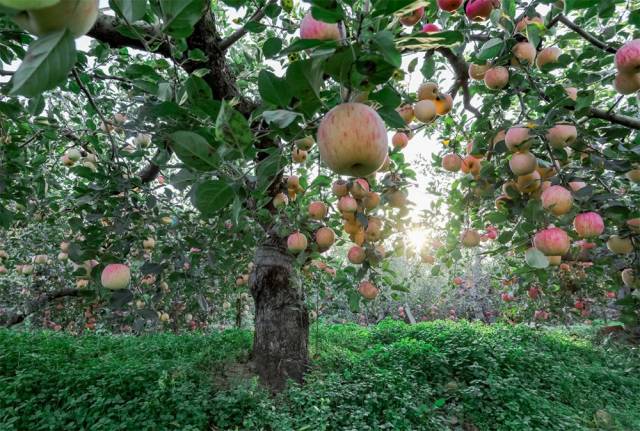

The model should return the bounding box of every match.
[396,31,464,52]
[372,31,401,69]
[192,180,235,217]
[159,0,205,38]
[477,38,504,61]
[564,0,598,12]
[169,131,219,171]
[110,0,147,22]
[10,30,76,97]
[525,248,549,269]
[245,21,266,33]
[215,102,253,158]
[377,106,406,129]
[262,37,283,58]
[262,110,301,128]
[372,0,429,16]
[258,70,292,107]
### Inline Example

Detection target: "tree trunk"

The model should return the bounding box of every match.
[250,244,309,392]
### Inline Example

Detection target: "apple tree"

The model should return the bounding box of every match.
[1,0,640,391]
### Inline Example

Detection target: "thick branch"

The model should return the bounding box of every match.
[219,0,277,51]
[587,107,640,130]
[88,14,172,57]
[556,14,617,54]
[1,288,80,327]
[435,47,481,118]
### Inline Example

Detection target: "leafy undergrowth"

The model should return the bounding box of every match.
[1,321,639,431]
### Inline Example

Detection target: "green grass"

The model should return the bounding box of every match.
[1,321,639,430]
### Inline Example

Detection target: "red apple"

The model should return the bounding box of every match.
[573,212,604,238]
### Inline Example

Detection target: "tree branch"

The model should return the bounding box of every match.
[556,14,617,54]
[219,0,277,51]
[1,288,80,327]
[587,107,640,130]
[88,14,172,57]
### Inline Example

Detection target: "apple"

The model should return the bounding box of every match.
[348,246,366,264]
[421,23,441,33]
[358,281,379,299]
[332,179,349,197]
[564,87,578,101]
[12,0,99,38]
[396,104,415,123]
[573,212,604,238]
[435,93,453,115]
[546,123,577,149]
[308,201,327,219]
[418,82,439,100]
[364,192,380,210]
[76,279,89,289]
[317,103,388,176]
[614,39,640,74]
[33,254,48,264]
[516,171,541,194]
[65,148,81,162]
[414,100,437,123]
[574,300,585,310]
[287,232,308,253]
[300,12,340,40]
[533,227,570,256]
[536,47,562,69]
[442,153,462,172]
[295,136,314,151]
[484,66,509,90]
[61,155,74,166]
[625,169,640,183]
[613,72,640,95]
[515,15,544,33]
[386,189,408,208]
[460,228,481,247]
[511,41,536,66]
[392,132,409,150]
[468,63,490,80]
[501,293,514,302]
[0,266,6,274]
[421,252,435,264]
[541,185,573,216]
[437,0,463,12]
[534,309,549,320]
[568,181,587,192]
[315,227,335,251]
[292,148,307,163]
[399,7,424,26]
[461,155,481,176]
[528,286,540,300]
[465,0,499,21]
[621,268,636,287]
[365,217,383,241]
[101,264,131,290]
[273,192,289,208]
[626,218,640,233]
[143,238,156,250]
[350,178,370,199]
[509,151,537,176]
[606,235,634,255]
[338,196,358,213]
[57,252,68,261]
[0,250,8,260]
[505,127,533,152]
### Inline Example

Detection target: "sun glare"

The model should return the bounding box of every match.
[407,228,431,252]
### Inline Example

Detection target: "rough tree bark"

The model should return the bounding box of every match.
[250,241,309,392]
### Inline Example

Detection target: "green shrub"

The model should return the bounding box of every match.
[1,321,638,430]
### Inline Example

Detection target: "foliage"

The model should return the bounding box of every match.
[1,321,639,430]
